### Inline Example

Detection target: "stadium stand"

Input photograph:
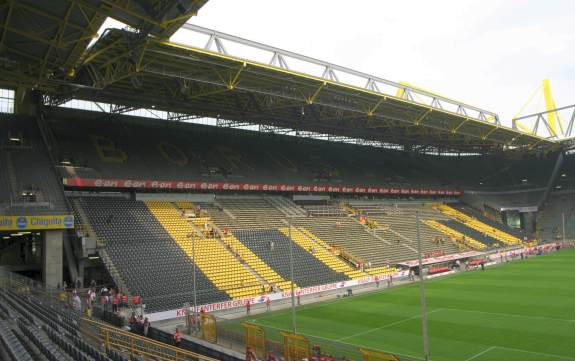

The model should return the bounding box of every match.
[76,196,229,312]
[145,200,268,299]
[277,227,367,279]
[434,204,524,246]
[45,111,561,189]
[355,204,462,256]
[0,286,123,361]
[0,115,68,214]
[537,191,575,241]
[233,229,350,287]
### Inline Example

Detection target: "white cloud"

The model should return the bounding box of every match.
[175,0,574,129]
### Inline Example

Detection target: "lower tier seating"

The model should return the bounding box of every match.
[438,220,503,247]
[79,197,228,312]
[234,229,350,287]
[145,201,267,299]
[435,204,523,246]
[278,227,367,279]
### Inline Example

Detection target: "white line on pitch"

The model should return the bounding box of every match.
[441,307,575,323]
[337,308,445,341]
[464,346,496,361]
[495,346,575,360]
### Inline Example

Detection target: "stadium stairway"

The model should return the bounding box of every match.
[424,220,486,250]
[434,204,524,246]
[145,201,267,299]
[278,227,367,279]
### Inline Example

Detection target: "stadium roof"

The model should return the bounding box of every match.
[53,27,558,154]
[0,3,562,154]
[0,0,208,88]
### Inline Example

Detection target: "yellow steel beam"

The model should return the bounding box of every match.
[367,96,387,116]
[83,37,124,64]
[306,81,326,104]
[38,1,76,82]
[481,126,500,140]
[451,118,469,133]
[0,25,65,49]
[543,79,563,136]
[0,2,12,50]
[162,39,548,144]
[227,63,245,89]
[413,108,432,125]
[161,10,198,26]
[6,0,88,32]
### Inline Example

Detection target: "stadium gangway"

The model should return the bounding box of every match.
[80,318,219,361]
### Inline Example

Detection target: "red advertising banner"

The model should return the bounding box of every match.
[62,178,463,196]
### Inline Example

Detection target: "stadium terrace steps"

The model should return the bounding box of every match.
[537,192,575,241]
[145,201,266,299]
[79,196,228,312]
[220,234,293,291]
[292,216,410,265]
[278,227,367,279]
[435,204,523,246]
[367,208,461,256]
[424,220,486,250]
[233,229,349,287]
[451,203,525,238]
[437,219,502,247]
[264,196,307,218]
[176,201,293,291]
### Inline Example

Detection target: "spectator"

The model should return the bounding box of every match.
[143,318,150,337]
[246,300,251,315]
[173,328,182,347]
[266,297,272,312]
[112,293,119,313]
[129,312,137,327]
[121,293,127,308]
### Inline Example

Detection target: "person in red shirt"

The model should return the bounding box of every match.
[246,300,251,315]
[112,294,119,313]
[266,297,272,312]
[121,293,127,308]
[174,328,182,347]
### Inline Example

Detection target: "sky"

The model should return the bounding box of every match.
[100,0,575,131]
[174,0,575,129]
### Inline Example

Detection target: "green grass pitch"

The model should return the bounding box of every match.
[225,249,575,361]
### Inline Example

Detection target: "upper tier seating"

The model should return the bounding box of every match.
[78,196,228,312]
[0,114,68,215]
[234,229,349,287]
[45,108,568,189]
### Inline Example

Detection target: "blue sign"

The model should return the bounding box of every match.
[16,217,27,229]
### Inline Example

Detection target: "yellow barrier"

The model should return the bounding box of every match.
[80,318,218,361]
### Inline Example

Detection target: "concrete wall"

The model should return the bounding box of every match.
[43,230,63,287]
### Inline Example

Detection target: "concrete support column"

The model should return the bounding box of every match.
[43,230,63,288]
[78,258,85,287]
